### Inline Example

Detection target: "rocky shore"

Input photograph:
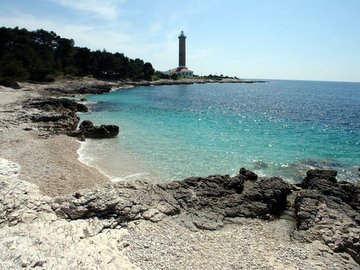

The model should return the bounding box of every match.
[0,78,359,269]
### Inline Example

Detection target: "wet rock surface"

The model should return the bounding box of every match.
[70,120,119,139]
[294,169,360,265]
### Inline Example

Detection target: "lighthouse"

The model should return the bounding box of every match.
[178,31,186,68]
[168,31,193,77]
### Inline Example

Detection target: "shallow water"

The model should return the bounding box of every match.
[78,80,360,183]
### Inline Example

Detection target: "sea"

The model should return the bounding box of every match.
[77,80,360,184]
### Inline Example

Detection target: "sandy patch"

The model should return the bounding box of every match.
[0,84,109,196]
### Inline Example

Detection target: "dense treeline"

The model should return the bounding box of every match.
[0,27,155,84]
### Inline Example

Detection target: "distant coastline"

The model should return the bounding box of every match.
[1,75,267,91]
[135,77,267,86]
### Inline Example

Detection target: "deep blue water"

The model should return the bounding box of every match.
[78,80,360,183]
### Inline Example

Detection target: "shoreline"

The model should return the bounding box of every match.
[1,78,359,269]
[77,139,159,184]
[0,82,110,196]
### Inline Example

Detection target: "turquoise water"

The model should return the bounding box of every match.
[78,80,360,183]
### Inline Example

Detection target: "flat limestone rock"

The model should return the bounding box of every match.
[294,169,360,265]
[0,166,139,270]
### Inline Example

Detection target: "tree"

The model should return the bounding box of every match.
[0,27,156,84]
[128,58,144,80]
[56,38,76,74]
[0,57,29,83]
[143,62,155,80]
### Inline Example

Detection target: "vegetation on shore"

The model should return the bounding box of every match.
[0,27,155,86]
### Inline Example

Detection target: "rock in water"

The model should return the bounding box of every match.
[72,120,119,139]
[79,120,94,130]
[294,169,360,265]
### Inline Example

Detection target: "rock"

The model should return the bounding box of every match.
[294,169,360,265]
[24,98,87,135]
[52,169,292,231]
[242,177,293,216]
[27,98,88,113]
[20,210,38,223]
[0,81,21,89]
[76,85,113,95]
[142,209,160,220]
[163,173,292,229]
[31,114,69,123]
[191,211,224,230]
[239,167,258,181]
[22,96,119,139]
[0,175,138,269]
[79,120,94,130]
[52,181,181,223]
[77,134,86,141]
[43,84,113,96]
[300,169,338,187]
[73,120,119,139]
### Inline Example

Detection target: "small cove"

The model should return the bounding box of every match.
[78,80,360,183]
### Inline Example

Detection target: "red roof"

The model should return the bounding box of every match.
[169,67,193,73]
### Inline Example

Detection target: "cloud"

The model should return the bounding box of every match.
[0,12,133,50]
[47,0,124,20]
[0,9,168,65]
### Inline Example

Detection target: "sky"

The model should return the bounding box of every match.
[0,0,360,82]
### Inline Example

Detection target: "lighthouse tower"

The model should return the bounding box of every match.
[178,31,186,68]
[167,31,193,77]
